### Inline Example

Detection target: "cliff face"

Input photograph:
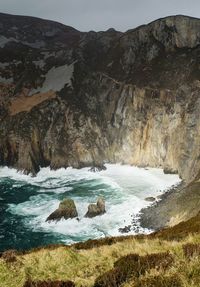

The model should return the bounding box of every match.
[0,13,200,182]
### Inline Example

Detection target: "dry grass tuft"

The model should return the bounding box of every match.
[151,212,200,240]
[133,274,182,287]
[1,249,18,263]
[140,252,174,271]
[94,252,173,287]
[182,243,200,258]
[73,236,142,250]
[23,279,75,287]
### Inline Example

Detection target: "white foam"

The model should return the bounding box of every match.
[2,164,181,243]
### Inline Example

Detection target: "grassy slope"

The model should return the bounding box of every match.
[0,213,200,287]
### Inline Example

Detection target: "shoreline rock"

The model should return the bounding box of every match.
[119,225,132,233]
[138,181,200,231]
[89,165,107,172]
[145,197,156,202]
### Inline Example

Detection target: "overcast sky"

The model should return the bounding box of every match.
[0,0,200,32]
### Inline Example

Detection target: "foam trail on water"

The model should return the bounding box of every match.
[3,164,181,244]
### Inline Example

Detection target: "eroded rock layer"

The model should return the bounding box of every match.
[0,13,200,183]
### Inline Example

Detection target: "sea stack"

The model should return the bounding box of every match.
[85,197,106,218]
[46,198,78,222]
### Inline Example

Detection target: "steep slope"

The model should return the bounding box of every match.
[0,14,200,225]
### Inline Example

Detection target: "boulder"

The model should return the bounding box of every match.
[85,197,106,218]
[157,194,163,200]
[145,197,156,202]
[89,165,107,172]
[46,198,78,222]
[163,167,178,174]
[119,225,132,233]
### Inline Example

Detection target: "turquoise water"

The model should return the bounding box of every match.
[0,164,181,252]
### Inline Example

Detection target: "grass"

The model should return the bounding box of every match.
[0,214,200,287]
[23,279,75,286]
[132,274,183,287]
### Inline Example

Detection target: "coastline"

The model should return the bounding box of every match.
[139,180,200,230]
[0,164,181,251]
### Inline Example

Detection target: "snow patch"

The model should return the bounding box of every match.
[0,76,13,84]
[0,36,17,48]
[30,63,75,95]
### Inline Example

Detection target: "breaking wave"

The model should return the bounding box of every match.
[0,164,181,250]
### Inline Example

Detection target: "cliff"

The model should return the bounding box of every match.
[0,14,200,182]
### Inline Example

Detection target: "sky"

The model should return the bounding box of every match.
[0,0,200,32]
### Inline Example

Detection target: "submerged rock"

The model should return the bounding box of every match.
[157,194,163,200]
[85,197,106,218]
[89,165,107,172]
[46,198,78,222]
[145,197,156,202]
[163,167,178,175]
[119,225,132,233]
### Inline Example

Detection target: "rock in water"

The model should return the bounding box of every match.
[46,198,78,222]
[97,197,106,211]
[119,225,132,234]
[85,197,106,218]
[145,197,156,202]
[89,165,107,172]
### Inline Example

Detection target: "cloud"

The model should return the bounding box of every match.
[1,0,200,31]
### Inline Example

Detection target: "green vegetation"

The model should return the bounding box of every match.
[0,213,200,287]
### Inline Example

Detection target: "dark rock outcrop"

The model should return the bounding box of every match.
[119,225,132,233]
[46,199,78,222]
[145,197,156,202]
[89,164,107,172]
[85,197,106,218]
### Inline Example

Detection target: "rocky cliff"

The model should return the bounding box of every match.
[0,13,200,185]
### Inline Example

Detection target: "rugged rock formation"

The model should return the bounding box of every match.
[85,197,106,218]
[46,199,78,222]
[0,13,200,224]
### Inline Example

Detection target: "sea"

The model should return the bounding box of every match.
[0,164,181,252]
